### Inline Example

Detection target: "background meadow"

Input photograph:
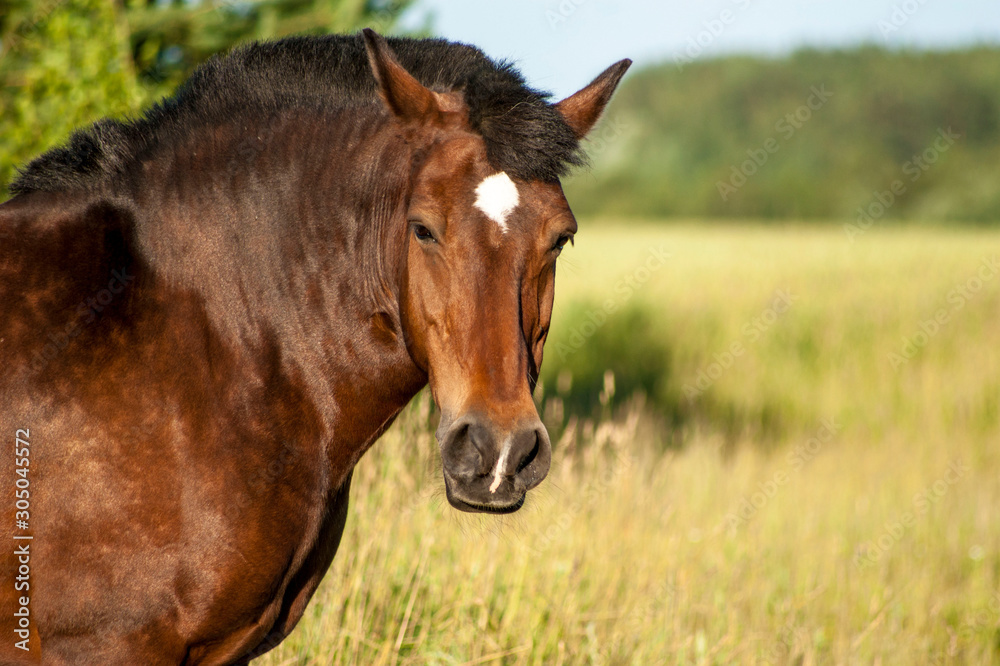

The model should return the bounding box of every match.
[1,1,998,664]
[257,224,1000,665]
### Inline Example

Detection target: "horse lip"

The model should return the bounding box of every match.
[446,492,525,515]
[442,472,526,514]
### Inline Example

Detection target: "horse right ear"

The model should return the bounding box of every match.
[362,28,441,124]
[555,59,632,139]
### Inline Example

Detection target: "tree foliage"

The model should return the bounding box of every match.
[0,0,415,195]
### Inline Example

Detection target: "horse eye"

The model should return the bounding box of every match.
[553,234,573,253]
[412,224,435,243]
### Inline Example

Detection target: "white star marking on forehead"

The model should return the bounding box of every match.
[473,172,519,233]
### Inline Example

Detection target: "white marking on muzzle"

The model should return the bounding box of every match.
[489,436,513,494]
[474,172,519,233]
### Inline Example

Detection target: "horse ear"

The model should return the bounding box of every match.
[362,28,439,124]
[555,59,632,139]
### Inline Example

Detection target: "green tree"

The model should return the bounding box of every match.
[0,0,415,195]
[0,0,141,194]
[124,0,415,90]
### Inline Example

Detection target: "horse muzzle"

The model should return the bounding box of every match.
[436,412,551,513]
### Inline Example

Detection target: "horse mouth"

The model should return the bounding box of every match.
[442,475,526,514]
[446,493,526,514]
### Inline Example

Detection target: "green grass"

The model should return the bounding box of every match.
[257,222,1000,665]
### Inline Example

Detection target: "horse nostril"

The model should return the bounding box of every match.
[441,418,494,477]
[515,434,539,474]
[506,424,550,492]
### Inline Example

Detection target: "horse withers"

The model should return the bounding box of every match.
[0,30,629,664]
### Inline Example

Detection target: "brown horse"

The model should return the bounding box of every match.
[0,30,628,664]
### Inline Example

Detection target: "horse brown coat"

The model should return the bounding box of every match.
[0,30,628,664]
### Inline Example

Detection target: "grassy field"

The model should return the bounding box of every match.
[257,222,1000,665]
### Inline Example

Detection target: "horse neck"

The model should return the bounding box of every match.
[131,107,425,434]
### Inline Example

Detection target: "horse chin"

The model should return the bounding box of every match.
[442,474,526,514]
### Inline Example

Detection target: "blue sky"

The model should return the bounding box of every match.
[398,0,1000,99]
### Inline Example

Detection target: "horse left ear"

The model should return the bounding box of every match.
[555,59,632,139]
[362,28,440,124]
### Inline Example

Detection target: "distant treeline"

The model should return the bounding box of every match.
[565,46,1000,223]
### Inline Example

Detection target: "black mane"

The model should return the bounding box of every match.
[10,33,584,196]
